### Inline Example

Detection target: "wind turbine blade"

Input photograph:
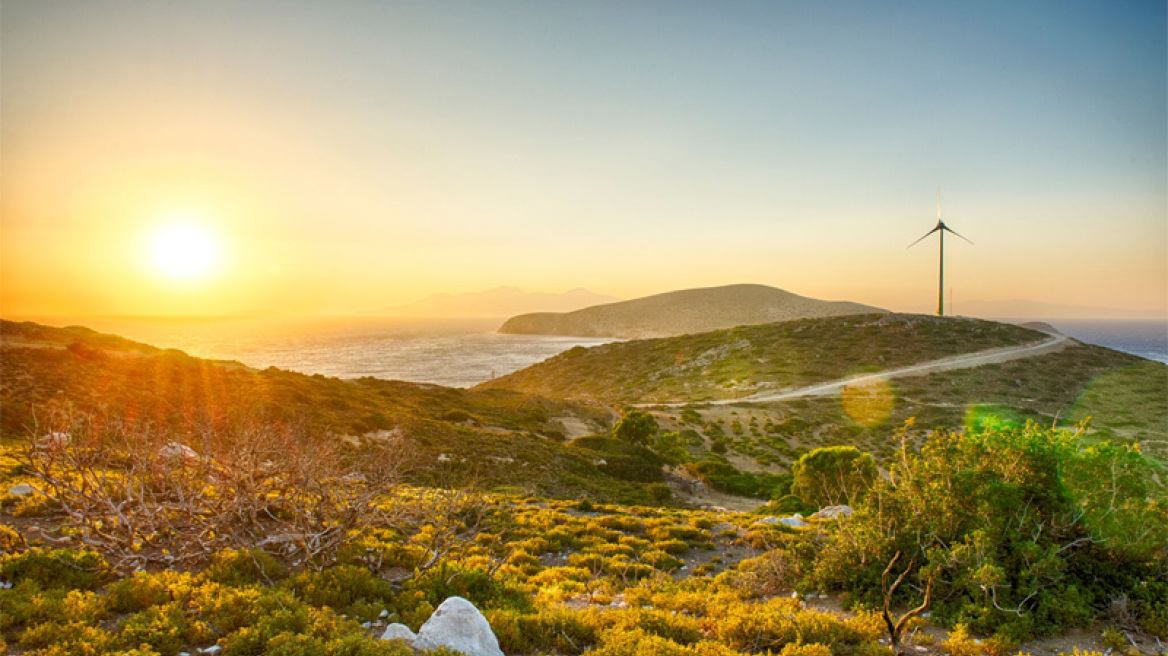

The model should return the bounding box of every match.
[907,226,941,249]
[942,225,974,245]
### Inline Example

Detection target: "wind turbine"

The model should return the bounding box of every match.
[908,188,973,317]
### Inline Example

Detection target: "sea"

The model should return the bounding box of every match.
[15,315,1168,388]
[1046,319,1168,365]
[44,315,614,388]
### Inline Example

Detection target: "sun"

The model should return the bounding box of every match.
[146,220,221,281]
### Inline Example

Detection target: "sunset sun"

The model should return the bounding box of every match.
[146,220,221,282]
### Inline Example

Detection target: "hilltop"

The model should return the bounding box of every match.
[497,283,884,338]
[483,313,1043,404]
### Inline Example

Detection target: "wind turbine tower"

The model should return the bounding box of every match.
[908,189,973,317]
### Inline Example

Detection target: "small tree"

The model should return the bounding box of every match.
[612,409,658,446]
[791,445,877,507]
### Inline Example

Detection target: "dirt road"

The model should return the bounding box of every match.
[644,333,1072,407]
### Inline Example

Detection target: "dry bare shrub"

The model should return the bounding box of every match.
[17,404,414,571]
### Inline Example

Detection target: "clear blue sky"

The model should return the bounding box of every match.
[2,0,1165,316]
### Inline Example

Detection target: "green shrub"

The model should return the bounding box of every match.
[613,409,659,446]
[283,566,395,620]
[405,564,532,613]
[810,422,1168,640]
[1,582,112,640]
[790,446,877,507]
[118,602,211,654]
[109,570,197,613]
[204,548,289,587]
[487,606,602,654]
[0,548,111,590]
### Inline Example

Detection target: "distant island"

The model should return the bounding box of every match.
[497,283,885,338]
[364,286,621,318]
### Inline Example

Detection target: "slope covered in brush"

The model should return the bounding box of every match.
[497,283,884,338]
[0,320,658,503]
[481,314,1044,403]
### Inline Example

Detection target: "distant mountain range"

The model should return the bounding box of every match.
[365,287,622,318]
[497,284,885,338]
[960,299,1166,321]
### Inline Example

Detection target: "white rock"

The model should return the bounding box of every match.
[200,647,223,656]
[413,597,504,656]
[38,432,70,449]
[752,516,781,526]
[380,623,417,642]
[160,441,198,461]
[379,609,390,618]
[7,484,36,496]
[812,505,854,520]
[778,516,807,528]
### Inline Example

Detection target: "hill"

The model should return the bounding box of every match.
[482,313,1044,404]
[496,283,884,337]
[483,312,1167,469]
[0,320,668,504]
[365,286,621,318]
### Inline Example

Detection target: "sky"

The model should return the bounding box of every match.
[2,0,1165,318]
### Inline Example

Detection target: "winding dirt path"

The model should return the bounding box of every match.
[643,333,1072,407]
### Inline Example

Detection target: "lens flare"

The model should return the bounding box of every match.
[964,404,1024,432]
[840,377,895,426]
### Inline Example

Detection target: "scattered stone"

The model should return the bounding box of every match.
[380,623,417,642]
[778,516,807,528]
[200,646,223,656]
[413,596,504,656]
[752,516,781,526]
[379,609,390,619]
[7,484,36,496]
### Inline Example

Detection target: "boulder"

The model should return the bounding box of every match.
[37,432,71,450]
[812,505,853,520]
[413,596,504,656]
[380,623,418,642]
[160,441,198,461]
